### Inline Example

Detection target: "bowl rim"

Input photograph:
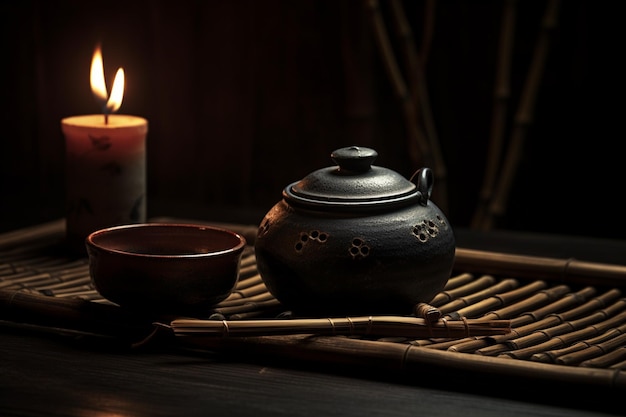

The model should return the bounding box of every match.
[85,222,247,258]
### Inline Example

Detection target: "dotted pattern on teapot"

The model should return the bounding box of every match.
[412,215,448,243]
[348,238,370,259]
[294,230,329,253]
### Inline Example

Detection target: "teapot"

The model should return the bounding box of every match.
[254,146,455,316]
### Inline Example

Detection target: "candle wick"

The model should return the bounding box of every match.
[104,113,109,125]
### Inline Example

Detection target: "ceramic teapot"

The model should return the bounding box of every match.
[254,146,455,316]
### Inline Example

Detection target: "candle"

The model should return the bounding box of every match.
[62,45,148,254]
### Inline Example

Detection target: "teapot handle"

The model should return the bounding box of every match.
[409,168,433,206]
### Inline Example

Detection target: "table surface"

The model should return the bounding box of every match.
[1,220,625,417]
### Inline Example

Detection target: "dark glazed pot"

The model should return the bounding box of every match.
[254,146,455,316]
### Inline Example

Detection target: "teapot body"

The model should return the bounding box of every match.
[255,197,455,316]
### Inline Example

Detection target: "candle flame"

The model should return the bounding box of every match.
[108,68,124,112]
[90,45,124,115]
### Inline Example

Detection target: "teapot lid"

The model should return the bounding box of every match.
[283,146,431,212]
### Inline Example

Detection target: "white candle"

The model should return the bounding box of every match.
[62,114,148,254]
[62,45,148,254]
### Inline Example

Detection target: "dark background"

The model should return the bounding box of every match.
[1,0,624,240]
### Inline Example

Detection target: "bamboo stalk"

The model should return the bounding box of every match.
[0,256,71,275]
[511,299,626,349]
[364,0,432,171]
[419,0,436,67]
[228,308,287,321]
[0,218,65,249]
[171,316,510,339]
[389,0,447,211]
[437,278,519,314]
[583,346,626,369]
[430,274,496,307]
[428,285,582,351]
[210,298,283,318]
[454,247,626,287]
[0,272,61,289]
[543,325,626,366]
[216,291,275,308]
[474,291,624,356]
[451,280,549,319]
[240,253,257,268]
[446,286,600,353]
[30,274,91,291]
[413,302,442,322]
[54,290,103,301]
[506,286,597,326]
[442,272,475,290]
[224,282,269,300]
[230,274,263,292]
[390,0,421,120]
[478,284,570,320]
[238,264,259,280]
[175,332,626,389]
[482,0,561,229]
[498,305,626,359]
[553,325,626,362]
[39,284,95,297]
[472,0,518,229]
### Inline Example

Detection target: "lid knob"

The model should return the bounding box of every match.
[330,146,377,173]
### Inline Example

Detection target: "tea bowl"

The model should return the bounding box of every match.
[85,223,246,317]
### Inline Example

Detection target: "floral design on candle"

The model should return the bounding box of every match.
[62,45,148,254]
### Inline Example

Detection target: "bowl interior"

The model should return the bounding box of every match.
[88,223,246,256]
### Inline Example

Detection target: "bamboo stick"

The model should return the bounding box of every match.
[171,316,510,339]
[0,288,153,341]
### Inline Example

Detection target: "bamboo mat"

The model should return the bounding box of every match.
[1,218,626,390]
